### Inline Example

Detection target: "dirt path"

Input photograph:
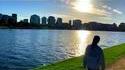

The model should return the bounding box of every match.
[106,57,125,70]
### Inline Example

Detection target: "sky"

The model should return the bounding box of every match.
[0,0,125,24]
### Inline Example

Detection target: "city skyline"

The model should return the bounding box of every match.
[0,0,125,24]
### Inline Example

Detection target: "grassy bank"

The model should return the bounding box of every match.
[33,43,125,70]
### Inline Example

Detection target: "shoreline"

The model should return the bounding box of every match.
[32,43,125,70]
[0,28,124,32]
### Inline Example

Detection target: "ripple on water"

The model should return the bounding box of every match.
[0,30,125,70]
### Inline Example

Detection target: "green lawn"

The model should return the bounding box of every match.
[33,43,125,70]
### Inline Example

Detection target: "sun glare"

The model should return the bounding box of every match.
[76,31,91,56]
[72,0,93,13]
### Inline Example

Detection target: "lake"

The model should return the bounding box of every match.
[0,29,125,70]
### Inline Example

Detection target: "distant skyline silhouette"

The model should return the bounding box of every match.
[0,13,125,31]
[0,0,124,24]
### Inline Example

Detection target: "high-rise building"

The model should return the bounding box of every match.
[12,14,17,23]
[30,14,40,24]
[47,16,56,25]
[73,19,82,29]
[69,20,72,26]
[1,15,10,24]
[23,19,28,23]
[42,17,47,24]
[0,14,3,20]
[56,17,62,24]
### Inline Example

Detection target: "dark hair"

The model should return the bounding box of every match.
[92,35,100,46]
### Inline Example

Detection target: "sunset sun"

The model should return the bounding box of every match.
[72,0,94,13]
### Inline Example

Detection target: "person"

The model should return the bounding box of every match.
[83,35,105,70]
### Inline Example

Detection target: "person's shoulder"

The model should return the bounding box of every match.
[96,45,101,49]
[87,44,91,47]
[97,45,101,48]
[86,44,91,50]
[87,44,92,48]
[97,46,103,52]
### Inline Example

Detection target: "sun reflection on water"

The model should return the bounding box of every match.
[76,31,91,56]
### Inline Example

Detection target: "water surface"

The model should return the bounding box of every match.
[0,29,125,70]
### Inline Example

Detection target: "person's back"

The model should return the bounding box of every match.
[83,36,105,70]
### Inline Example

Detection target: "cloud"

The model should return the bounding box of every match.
[66,0,112,17]
[60,0,123,16]
[113,9,123,14]
[102,5,112,10]
[60,0,71,4]
[59,0,123,23]
[102,5,123,16]
[50,14,69,18]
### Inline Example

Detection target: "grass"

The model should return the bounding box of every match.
[33,43,125,70]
